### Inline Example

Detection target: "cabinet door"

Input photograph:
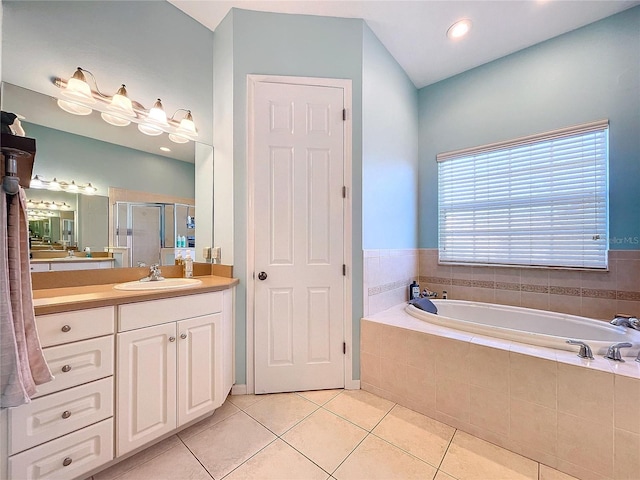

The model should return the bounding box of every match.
[117,323,176,456]
[177,313,222,426]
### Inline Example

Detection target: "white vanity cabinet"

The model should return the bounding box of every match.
[7,307,116,480]
[116,291,232,457]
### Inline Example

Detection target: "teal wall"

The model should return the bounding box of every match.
[26,123,195,198]
[227,9,365,384]
[418,7,640,249]
[362,24,419,249]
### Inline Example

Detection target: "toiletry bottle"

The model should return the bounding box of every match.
[85,247,92,258]
[183,251,193,278]
[409,280,420,300]
[175,250,183,266]
[442,290,448,300]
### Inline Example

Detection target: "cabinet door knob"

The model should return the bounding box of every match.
[180,333,187,339]
[61,365,72,373]
[61,410,72,419]
[61,325,71,333]
[62,457,73,467]
[169,336,176,342]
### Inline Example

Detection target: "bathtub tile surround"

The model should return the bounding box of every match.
[364,249,419,316]
[361,306,640,480]
[416,248,640,321]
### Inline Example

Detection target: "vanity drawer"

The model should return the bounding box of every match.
[9,377,113,454]
[118,291,223,331]
[9,418,113,480]
[37,307,115,347]
[33,335,114,398]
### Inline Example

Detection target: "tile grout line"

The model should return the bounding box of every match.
[436,427,458,472]
[325,398,399,477]
[176,434,216,480]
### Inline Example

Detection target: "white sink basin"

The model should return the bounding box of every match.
[114,278,202,291]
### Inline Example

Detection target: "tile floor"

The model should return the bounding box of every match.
[91,389,579,480]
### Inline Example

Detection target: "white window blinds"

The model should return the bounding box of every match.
[437,120,609,269]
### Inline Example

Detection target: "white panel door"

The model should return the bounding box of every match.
[177,313,222,426]
[116,323,176,456]
[253,81,345,394]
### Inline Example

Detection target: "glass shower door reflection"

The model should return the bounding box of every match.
[131,204,162,267]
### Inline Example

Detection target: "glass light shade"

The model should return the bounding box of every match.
[147,99,168,125]
[108,85,135,116]
[57,99,93,116]
[168,133,189,144]
[61,68,96,104]
[101,112,131,127]
[84,183,97,195]
[178,114,197,137]
[138,123,163,136]
[49,178,60,191]
[67,181,79,192]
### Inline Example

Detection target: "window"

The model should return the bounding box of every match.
[437,120,608,269]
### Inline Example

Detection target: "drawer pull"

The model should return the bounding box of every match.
[61,325,71,333]
[61,364,72,373]
[169,336,176,342]
[62,457,73,467]
[61,410,72,419]
[180,333,187,339]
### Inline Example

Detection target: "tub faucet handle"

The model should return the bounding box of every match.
[604,342,632,362]
[566,340,594,359]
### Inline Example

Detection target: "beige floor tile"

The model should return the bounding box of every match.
[112,442,211,480]
[333,434,437,480]
[440,431,537,480]
[540,464,580,480]
[297,389,343,406]
[325,389,395,431]
[434,471,457,480]
[182,411,276,479]
[372,405,455,467]
[94,435,182,480]
[178,397,240,440]
[224,439,328,480]
[282,408,368,473]
[228,393,270,410]
[244,392,319,435]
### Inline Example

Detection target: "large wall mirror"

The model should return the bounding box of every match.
[1,82,210,270]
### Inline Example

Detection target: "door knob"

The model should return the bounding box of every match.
[258,271,268,281]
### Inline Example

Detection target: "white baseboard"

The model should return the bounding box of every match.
[231,384,248,396]
[345,379,360,390]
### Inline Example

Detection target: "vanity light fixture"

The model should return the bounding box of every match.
[26,200,72,211]
[29,175,97,195]
[53,67,198,143]
[447,19,472,39]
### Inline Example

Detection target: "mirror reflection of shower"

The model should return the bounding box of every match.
[115,202,195,267]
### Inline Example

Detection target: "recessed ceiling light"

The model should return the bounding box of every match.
[447,19,472,40]
[160,147,171,152]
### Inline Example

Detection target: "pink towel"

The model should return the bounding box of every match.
[1,188,53,407]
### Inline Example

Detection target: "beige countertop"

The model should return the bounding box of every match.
[32,275,238,316]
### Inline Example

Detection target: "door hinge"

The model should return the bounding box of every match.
[343,342,346,354]
[342,186,346,198]
[342,264,346,276]
[342,108,347,121]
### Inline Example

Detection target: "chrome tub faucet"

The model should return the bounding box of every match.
[610,314,640,330]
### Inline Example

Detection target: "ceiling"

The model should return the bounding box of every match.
[169,0,639,88]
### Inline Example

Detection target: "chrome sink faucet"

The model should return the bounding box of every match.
[143,264,164,282]
[610,314,640,330]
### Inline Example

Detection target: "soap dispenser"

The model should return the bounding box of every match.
[183,251,193,278]
[175,250,183,266]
